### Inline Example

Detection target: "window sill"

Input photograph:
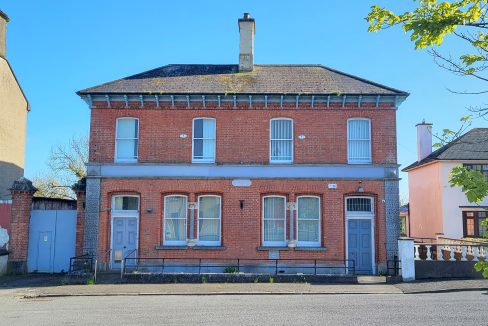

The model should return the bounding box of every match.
[155,245,188,250]
[294,247,327,252]
[256,246,289,251]
[192,246,226,250]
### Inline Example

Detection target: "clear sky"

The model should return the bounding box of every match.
[2,1,486,200]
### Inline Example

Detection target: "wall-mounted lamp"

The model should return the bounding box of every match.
[146,208,154,213]
[356,181,364,193]
[180,134,188,139]
[239,200,244,209]
[298,134,306,140]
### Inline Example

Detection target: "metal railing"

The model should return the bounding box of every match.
[94,249,112,282]
[69,254,94,275]
[387,256,401,276]
[121,257,355,278]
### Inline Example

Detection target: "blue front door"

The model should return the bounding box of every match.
[111,217,138,269]
[348,219,373,274]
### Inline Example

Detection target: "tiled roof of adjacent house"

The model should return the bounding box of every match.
[77,64,408,95]
[403,128,488,171]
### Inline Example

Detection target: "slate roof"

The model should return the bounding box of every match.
[403,128,488,172]
[77,64,408,96]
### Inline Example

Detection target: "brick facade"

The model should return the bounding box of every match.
[89,103,397,165]
[95,178,388,268]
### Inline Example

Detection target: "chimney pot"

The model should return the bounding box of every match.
[238,13,255,72]
[416,121,433,161]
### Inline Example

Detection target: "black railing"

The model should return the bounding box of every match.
[122,257,355,276]
[69,254,94,275]
[386,256,401,276]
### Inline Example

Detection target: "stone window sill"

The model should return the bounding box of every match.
[155,245,188,250]
[256,246,289,251]
[294,247,327,252]
[192,246,226,250]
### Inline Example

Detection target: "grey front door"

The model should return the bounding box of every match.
[347,219,372,274]
[37,231,53,273]
[111,217,138,269]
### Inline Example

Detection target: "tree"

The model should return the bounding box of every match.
[32,136,88,200]
[367,0,488,277]
[366,0,488,116]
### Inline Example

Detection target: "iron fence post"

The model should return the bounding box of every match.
[314,259,317,275]
[275,259,278,275]
[120,259,124,280]
[237,258,240,273]
[198,258,201,274]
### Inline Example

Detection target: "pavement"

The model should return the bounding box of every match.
[0,274,487,298]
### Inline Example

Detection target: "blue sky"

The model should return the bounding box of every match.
[2,1,486,199]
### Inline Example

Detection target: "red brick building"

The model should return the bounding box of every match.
[77,14,408,275]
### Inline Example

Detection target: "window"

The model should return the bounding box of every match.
[115,118,139,162]
[193,118,216,163]
[464,164,488,180]
[297,196,320,247]
[270,119,293,163]
[263,196,286,246]
[198,196,221,246]
[346,197,373,214]
[463,211,488,238]
[348,119,371,164]
[164,196,187,245]
[113,196,139,211]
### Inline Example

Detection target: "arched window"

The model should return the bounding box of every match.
[262,196,286,246]
[296,196,320,247]
[347,118,371,164]
[115,118,139,162]
[193,118,216,163]
[197,195,221,246]
[270,118,293,163]
[163,195,188,245]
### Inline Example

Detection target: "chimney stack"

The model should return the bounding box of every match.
[416,120,433,161]
[0,10,9,58]
[238,13,255,72]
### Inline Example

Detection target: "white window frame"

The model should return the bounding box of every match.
[192,117,216,163]
[110,195,140,268]
[344,196,375,274]
[163,195,188,246]
[269,118,294,164]
[347,118,372,164]
[262,195,287,247]
[296,195,321,247]
[115,117,139,163]
[197,195,222,246]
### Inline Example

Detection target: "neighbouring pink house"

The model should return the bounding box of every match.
[403,123,488,240]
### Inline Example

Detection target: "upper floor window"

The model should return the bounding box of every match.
[296,196,321,247]
[263,196,286,246]
[348,118,371,164]
[115,118,139,162]
[464,164,488,180]
[346,197,373,215]
[193,118,216,163]
[270,118,293,163]
[163,195,188,245]
[112,196,139,212]
[198,195,221,246]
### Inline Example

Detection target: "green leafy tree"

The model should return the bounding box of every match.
[367,0,488,114]
[367,0,488,277]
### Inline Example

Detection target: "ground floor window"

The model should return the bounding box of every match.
[164,195,188,245]
[198,195,221,246]
[296,196,320,246]
[263,196,286,246]
[463,211,488,238]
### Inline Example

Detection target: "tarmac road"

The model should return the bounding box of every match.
[0,291,486,325]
